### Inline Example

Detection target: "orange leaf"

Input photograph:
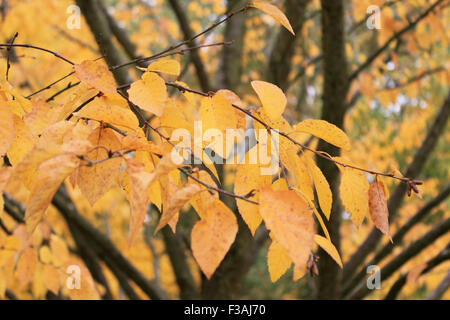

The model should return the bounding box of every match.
[155,183,201,234]
[259,187,314,268]
[126,159,154,245]
[0,99,15,156]
[128,72,167,116]
[76,127,122,206]
[191,199,238,279]
[25,154,79,233]
[74,60,116,94]
[368,180,392,241]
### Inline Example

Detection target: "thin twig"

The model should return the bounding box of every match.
[0,43,75,65]
[5,32,18,81]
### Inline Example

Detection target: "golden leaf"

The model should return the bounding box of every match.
[0,99,15,156]
[267,240,292,282]
[144,59,181,76]
[314,235,343,268]
[335,157,370,227]
[128,72,167,116]
[259,187,314,268]
[251,2,295,35]
[75,127,122,206]
[74,60,116,94]
[251,81,287,121]
[25,154,79,233]
[191,199,238,279]
[305,154,333,219]
[73,94,139,130]
[294,119,351,150]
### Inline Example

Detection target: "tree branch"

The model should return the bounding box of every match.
[343,184,450,296]
[52,187,169,299]
[346,218,450,300]
[166,0,212,91]
[348,0,445,82]
[384,244,450,300]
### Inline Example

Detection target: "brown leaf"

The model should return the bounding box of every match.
[368,180,392,242]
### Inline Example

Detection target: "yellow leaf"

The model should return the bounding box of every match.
[42,265,60,294]
[251,81,287,121]
[368,180,392,241]
[15,247,38,285]
[128,72,167,116]
[314,235,343,268]
[234,148,271,235]
[304,154,333,219]
[335,157,370,227]
[0,167,12,217]
[294,119,351,150]
[259,187,314,268]
[76,127,122,206]
[191,199,238,279]
[50,235,70,267]
[11,141,62,190]
[121,135,163,154]
[189,170,219,219]
[73,94,139,130]
[293,264,307,282]
[0,99,15,156]
[126,159,153,245]
[145,59,180,76]
[0,268,5,299]
[199,94,238,158]
[25,154,79,233]
[267,240,292,282]
[155,183,201,233]
[65,261,100,300]
[7,115,37,165]
[23,98,54,136]
[74,60,116,94]
[216,89,247,132]
[39,246,53,264]
[251,1,295,35]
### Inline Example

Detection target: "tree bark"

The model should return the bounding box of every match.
[315,0,348,300]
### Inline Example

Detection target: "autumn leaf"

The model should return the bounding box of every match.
[155,183,202,233]
[15,247,38,285]
[294,119,351,150]
[267,240,292,282]
[73,94,139,130]
[74,60,117,94]
[191,199,238,279]
[76,127,122,206]
[251,1,295,35]
[259,187,314,269]
[368,180,392,241]
[25,154,79,233]
[234,148,271,235]
[199,94,238,158]
[128,72,168,116]
[314,235,343,268]
[142,59,181,76]
[189,170,219,219]
[334,157,370,227]
[251,81,287,122]
[0,99,15,156]
[304,153,332,219]
[126,159,154,245]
